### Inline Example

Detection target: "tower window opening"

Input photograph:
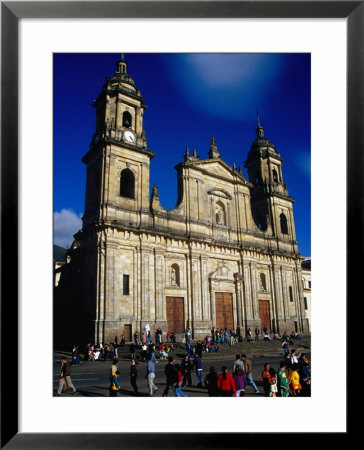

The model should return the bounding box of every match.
[289,286,293,302]
[280,213,288,234]
[272,169,278,183]
[122,111,132,128]
[120,169,135,199]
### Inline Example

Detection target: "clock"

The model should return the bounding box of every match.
[124,130,135,143]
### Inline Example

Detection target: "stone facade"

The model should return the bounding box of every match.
[54,56,309,347]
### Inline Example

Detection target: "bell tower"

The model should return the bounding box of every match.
[245,114,298,253]
[82,55,154,227]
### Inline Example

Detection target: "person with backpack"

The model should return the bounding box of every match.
[162,356,177,397]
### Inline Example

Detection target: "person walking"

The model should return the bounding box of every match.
[277,361,290,397]
[233,365,247,397]
[232,354,245,374]
[181,355,193,387]
[241,354,259,393]
[162,356,177,397]
[129,358,138,394]
[193,353,203,387]
[146,357,158,396]
[109,370,120,397]
[57,356,77,396]
[262,363,272,397]
[148,342,158,363]
[217,366,236,397]
[254,327,259,341]
[130,342,136,360]
[174,364,188,397]
[204,366,219,397]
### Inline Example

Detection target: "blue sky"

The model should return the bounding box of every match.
[54,53,311,257]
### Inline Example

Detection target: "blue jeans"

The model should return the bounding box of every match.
[174,385,188,397]
[150,352,157,362]
[246,373,258,392]
[196,369,203,385]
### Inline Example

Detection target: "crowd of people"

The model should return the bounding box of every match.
[58,327,309,398]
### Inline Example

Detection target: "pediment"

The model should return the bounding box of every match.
[199,160,234,179]
[191,159,248,184]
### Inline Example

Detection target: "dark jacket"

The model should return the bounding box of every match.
[130,364,137,377]
[60,361,71,377]
[204,371,218,395]
[181,358,192,373]
[193,355,202,370]
[165,363,177,384]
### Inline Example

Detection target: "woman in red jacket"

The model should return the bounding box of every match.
[217,366,236,397]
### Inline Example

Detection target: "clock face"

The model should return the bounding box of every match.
[124,130,135,143]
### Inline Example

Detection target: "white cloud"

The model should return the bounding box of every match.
[53,208,82,248]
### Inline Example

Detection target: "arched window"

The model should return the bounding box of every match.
[122,111,132,128]
[272,169,278,183]
[215,201,226,226]
[170,264,180,286]
[120,169,135,199]
[260,273,267,291]
[280,213,288,234]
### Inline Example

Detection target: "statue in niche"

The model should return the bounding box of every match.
[216,210,223,225]
[170,265,179,286]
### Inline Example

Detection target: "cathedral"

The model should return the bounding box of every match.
[54,55,309,347]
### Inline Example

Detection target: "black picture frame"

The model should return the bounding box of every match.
[1,1,358,448]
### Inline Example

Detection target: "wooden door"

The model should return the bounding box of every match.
[258,300,271,331]
[166,297,185,333]
[215,292,234,331]
[123,324,132,342]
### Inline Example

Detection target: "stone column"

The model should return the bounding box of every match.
[134,247,140,319]
[191,256,201,320]
[234,272,243,328]
[186,253,192,330]
[154,248,165,321]
[268,265,278,333]
[115,97,121,129]
[209,279,216,328]
[201,256,210,320]
[250,262,259,320]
